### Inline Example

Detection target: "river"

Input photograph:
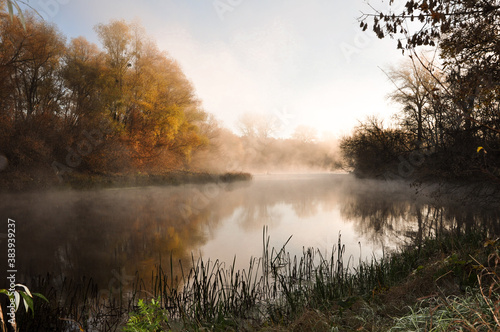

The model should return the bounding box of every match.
[1,173,499,296]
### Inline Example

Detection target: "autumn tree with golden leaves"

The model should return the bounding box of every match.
[0,9,210,184]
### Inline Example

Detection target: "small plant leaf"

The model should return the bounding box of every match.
[10,0,26,30]
[33,292,49,303]
[5,0,27,30]
[16,284,33,298]
[19,292,34,316]
[14,291,20,311]
[7,0,14,21]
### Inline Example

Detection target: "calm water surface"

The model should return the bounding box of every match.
[1,174,499,291]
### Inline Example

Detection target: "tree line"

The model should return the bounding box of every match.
[0,7,341,189]
[0,10,211,180]
[341,0,500,183]
[192,114,340,173]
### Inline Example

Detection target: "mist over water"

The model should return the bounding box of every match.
[1,174,499,292]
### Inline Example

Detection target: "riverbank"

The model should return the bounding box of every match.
[349,167,500,208]
[266,232,500,331]
[0,169,253,192]
[14,229,500,331]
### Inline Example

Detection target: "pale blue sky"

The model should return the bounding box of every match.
[25,0,407,138]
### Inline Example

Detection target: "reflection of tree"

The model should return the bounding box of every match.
[0,187,234,290]
[340,190,411,249]
[2,175,498,294]
[229,175,346,230]
[0,175,349,287]
[235,205,281,229]
[340,181,500,249]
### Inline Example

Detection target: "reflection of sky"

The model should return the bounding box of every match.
[199,196,388,273]
[2,174,497,291]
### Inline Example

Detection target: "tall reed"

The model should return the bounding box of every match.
[17,227,491,331]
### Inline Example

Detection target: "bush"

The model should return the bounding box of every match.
[123,297,170,332]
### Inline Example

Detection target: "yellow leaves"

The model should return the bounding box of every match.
[136,100,154,112]
[484,239,498,248]
[477,146,487,154]
[91,20,211,170]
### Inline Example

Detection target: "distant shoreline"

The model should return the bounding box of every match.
[0,170,253,192]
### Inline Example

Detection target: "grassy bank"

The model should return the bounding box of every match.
[13,227,500,331]
[63,171,253,190]
[0,170,252,191]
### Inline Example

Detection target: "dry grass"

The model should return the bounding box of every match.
[13,230,499,331]
[390,242,500,331]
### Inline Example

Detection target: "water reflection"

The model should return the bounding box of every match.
[340,180,500,252]
[0,174,498,292]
